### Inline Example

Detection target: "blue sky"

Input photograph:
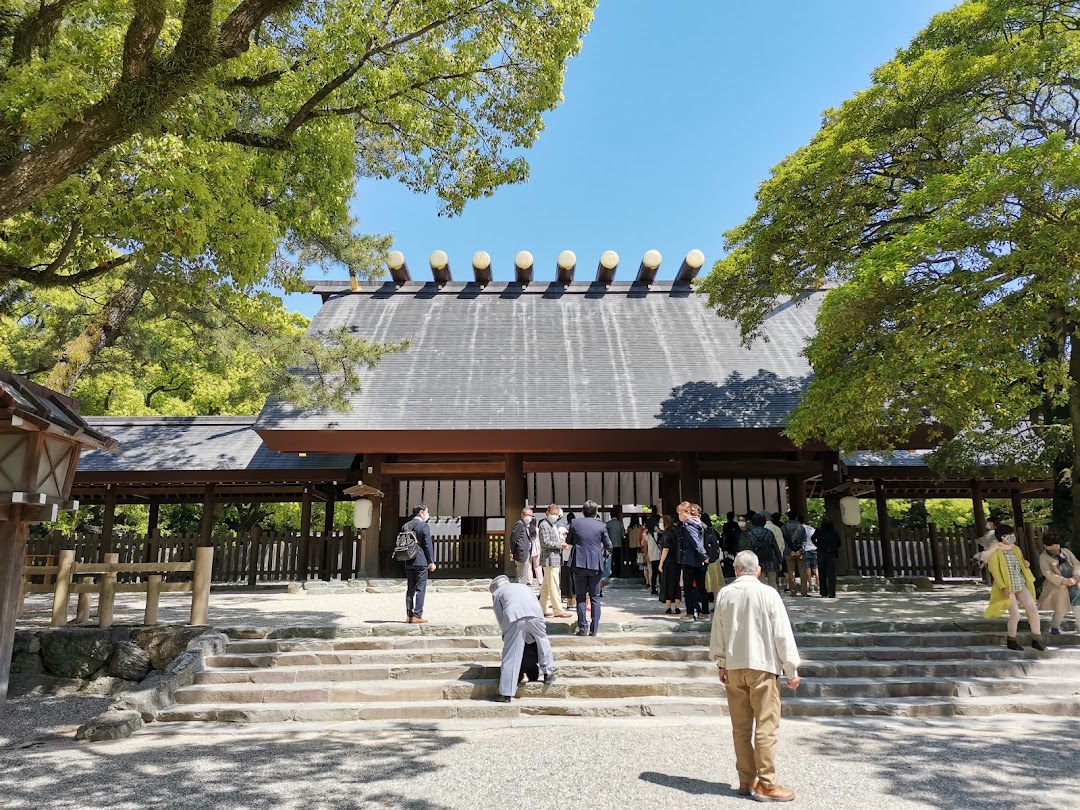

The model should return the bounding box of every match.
[285,0,956,318]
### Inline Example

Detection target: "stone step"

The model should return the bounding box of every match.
[795,632,1080,648]
[174,673,1080,706]
[155,693,1080,724]
[193,657,1079,686]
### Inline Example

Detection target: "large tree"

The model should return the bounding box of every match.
[699,0,1080,543]
[0,1,593,401]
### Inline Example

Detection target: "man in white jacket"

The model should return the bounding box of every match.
[710,550,802,803]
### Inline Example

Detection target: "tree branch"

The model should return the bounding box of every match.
[8,0,77,68]
[0,253,137,288]
[220,0,299,57]
[121,0,168,82]
[221,129,293,150]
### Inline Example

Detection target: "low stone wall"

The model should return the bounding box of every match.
[10,624,227,742]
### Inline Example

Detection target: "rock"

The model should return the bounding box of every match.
[75,710,144,742]
[286,582,304,594]
[13,630,41,656]
[10,652,44,674]
[346,579,366,589]
[39,630,114,679]
[107,641,151,681]
[130,625,210,671]
[223,626,269,640]
[80,675,133,697]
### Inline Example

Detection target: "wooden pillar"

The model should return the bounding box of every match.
[321,487,336,581]
[298,488,312,581]
[679,453,701,506]
[198,484,216,548]
[100,486,118,554]
[660,472,680,518]
[787,476,808,521]
[378,478,400,577]
[1011,491,1036,562]
[874,479,896,578]
[928,523,945,583]
[144,500,160,564]
[247,525,262,587]
[0,513,31,713]
[971,479,986,535]
[821,454,853,575]
[504,453,525,575]
[357,455,384,578]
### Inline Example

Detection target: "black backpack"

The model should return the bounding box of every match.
[394,520,420,562]
[703,525,722,563]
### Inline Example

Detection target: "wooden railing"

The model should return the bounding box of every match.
[429,534,505,576]
[21,548,213,628]
[26,528,364,584]
[851,524,1044,580]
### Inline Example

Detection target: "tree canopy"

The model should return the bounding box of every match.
[0,1,594,404]
[699,0,1080,540]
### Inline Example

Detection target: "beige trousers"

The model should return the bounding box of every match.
[540,565,563,614]
[785,553,807,596]
[725,668,782,790]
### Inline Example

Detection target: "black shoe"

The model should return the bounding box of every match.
[544,671,556,685]
[1006,636,1022,651]
[493,694,512,703]
[674,608,681,615]
[1032,636,1047,651]
[665,607,673,615]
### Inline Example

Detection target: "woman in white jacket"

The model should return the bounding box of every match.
[1038,529,1080,636]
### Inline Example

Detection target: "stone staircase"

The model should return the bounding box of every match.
[155,621,1080,724]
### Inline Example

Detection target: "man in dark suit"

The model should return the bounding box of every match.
[508,507,536,584]
[402,503,436,623]
[568,500,612,636]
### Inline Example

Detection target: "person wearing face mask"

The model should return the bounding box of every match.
[509,507,537,584]
[537,504,573,618]
[645,515,663,594]
[983,524,1045,651]
[1037,527,1080,636]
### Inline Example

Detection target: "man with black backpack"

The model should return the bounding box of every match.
[746,513,783,591]
[399,503,436,623]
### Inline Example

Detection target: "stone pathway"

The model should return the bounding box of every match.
[18,579,1005,633]
[1,713,1077,809]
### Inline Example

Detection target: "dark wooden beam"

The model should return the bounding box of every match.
[874,479,895,578]
[504,453,525,575]
[100,486,118,555]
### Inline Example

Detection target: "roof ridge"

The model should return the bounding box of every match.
[85,415,259,424]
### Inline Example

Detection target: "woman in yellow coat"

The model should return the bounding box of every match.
[983,525,1045,651]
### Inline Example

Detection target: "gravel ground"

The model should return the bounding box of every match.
[1,714,1077,809]
[16,581,998,631]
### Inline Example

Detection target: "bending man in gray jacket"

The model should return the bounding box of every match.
[489,575,555,702]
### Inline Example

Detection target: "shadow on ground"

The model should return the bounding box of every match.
[0,729,465,810]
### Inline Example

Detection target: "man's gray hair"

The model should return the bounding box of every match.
[733,550,760,576]
[489,575,510,594]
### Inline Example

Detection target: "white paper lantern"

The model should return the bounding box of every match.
[839,496,862,526]
[353,498,374,530]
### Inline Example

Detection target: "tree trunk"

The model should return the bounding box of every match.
[1069,329,1080,551]
[44,278,146,394]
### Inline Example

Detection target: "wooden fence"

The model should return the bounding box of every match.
[25,528,507,583]
[851,524,1044,580]
[21,548,213,628]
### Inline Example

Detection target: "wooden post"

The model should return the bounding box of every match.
[504,453,525,575]
[379,477,400,577]
[75,577,92,623]
[874,480,896,578]
[100,486,118,554]
[1,515,31,711]
[970,479,986,535]
[821,454,853,575]
[679,453,701,505]
[49,549,75,628]
[660,472,680,519]
[343,525,356,579]
[98,552,119,629]
[322,488,336,581]
[145,501,160,564]
[247,525,261,587]
[190,546,213,625]
[198,484,217,548]
[298,488,312,581]
[144,575,161,625]
[928,523,944,583]
[787,476,808,522]
[360,454,385,578]
[1010,491,1037,562]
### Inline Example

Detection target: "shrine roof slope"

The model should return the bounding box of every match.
[256,283,822,433]
[78,416,354,473]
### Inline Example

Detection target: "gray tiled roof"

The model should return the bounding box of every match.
[257,283,822,431]
[842,450,932,468]
[78,416,355,473]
